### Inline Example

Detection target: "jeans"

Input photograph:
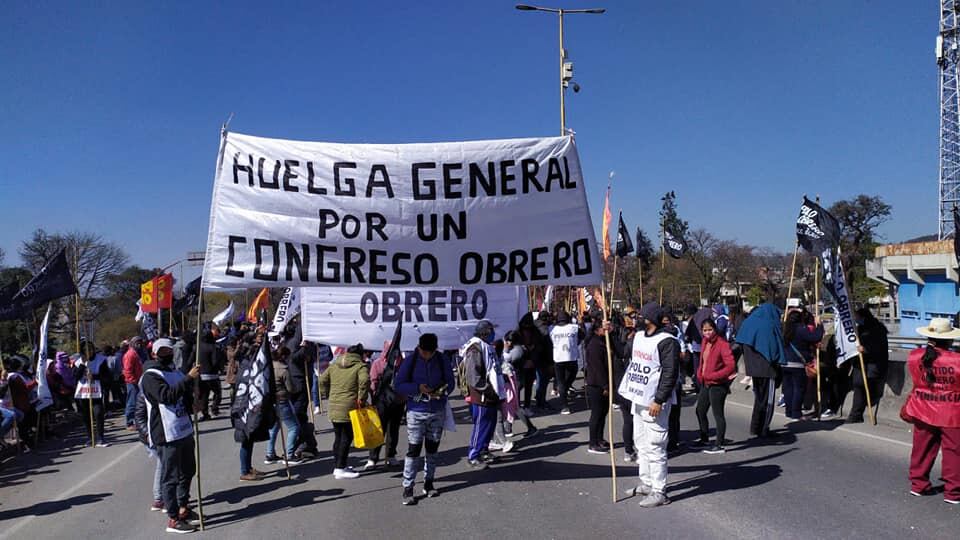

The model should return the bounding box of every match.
[332,421,353,469]
[695,384,730,444]
[554,362,578,408]
[0,407,15,439]
[468,404,498,461]
[782,367,806,419]
[125,383,139,426]
[750,377,776,436]
[159,436,196,519]
[585,385,608,447]
[403,410,444,488]
[369,402,404,462]
[633,402,670,494]
[311,372,320,406]
[267,400,300,458]
[152,453,163,502]
[239,439,254,475]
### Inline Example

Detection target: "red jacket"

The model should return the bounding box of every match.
[698,335,737,386]
[122,348,143,385]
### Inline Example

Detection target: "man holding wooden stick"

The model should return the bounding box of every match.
[618,302,680,508]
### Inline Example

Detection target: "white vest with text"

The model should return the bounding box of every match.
[141,368,194,446]
[550,324,580,363]
[618,331,677,408]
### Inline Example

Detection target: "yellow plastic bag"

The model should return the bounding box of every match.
[349,406,384,449]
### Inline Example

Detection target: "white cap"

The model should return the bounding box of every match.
[152,338,175,355]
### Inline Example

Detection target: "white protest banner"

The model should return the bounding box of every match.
[202,132,600,289]
[301,286,526,350]
[36,304,53,411]
[820,246,858,365]
[268,287,301,337]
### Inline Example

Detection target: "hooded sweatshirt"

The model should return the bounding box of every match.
[317,352,370,423]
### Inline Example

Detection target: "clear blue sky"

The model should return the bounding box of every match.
[0,1,937,278]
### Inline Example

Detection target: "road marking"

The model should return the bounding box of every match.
[725,400,912,449]
[0,443,140,540]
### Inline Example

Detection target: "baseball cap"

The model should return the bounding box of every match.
[152,338,175,355]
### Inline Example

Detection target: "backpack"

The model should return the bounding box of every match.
[456,351,471,399]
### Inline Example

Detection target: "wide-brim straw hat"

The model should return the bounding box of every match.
[916,317,960,340]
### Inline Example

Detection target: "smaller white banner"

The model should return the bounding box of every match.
[268,287,301,337]
[302,286,526,350]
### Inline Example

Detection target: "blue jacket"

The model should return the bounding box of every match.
[394,349,454,414]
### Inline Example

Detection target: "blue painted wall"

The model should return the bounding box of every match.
[898,274,960,335]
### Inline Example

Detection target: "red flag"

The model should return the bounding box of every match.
[140,277,158,313]
[601,187,612,261]
[157,273,173,309]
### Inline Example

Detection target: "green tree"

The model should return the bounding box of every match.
[828,195,892,301]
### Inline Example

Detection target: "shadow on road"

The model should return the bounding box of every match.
[0,492,111,521]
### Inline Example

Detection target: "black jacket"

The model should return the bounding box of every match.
[196,337,224,376]
[140,360,195,446]
[855,319,889,381]
[584,333,609,389]
[743,343,779,379]
[287,342,313,398]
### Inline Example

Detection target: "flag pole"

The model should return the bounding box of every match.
[814,255,822,420]
[638,257,644,306]
[192,287,206,530]
[659,219,666,305]
[600,257,618,503]
[73,248,95,448]
[783,242,799,323]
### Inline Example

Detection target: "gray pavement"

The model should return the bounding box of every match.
[0,382,956,540]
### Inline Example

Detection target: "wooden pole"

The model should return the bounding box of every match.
[192,288,206,530]
[783,242,800,322]
[600,255,618,503]
[836,244,876,426]
[814,256,822,419]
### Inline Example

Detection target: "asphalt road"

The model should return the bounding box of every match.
[0,381,956,540]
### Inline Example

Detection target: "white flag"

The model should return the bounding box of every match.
[540,285,554,312]
[213,301,235,326]
[828,250,859,366]
[268,288,301,337]
[35,304,54,411]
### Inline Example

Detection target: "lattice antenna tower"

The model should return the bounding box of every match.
[938,1,960,239]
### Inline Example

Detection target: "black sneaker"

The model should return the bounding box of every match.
[165,518,196,534]
[689,438,710,448]
[422,480,439,498]
[702,446,726,455]
[402,486,416,506]
[467,459,489,470]
[587,445,606,454]
[479,452,497,463]
[263,455,281,465]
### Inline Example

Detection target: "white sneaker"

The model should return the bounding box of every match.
[488,442,504,451]
[313,406,321,415]
[501,440,515,453]
[363,459,377,471]
[820,409,835,420]
[505,431,516,438]
[334,467,360,479]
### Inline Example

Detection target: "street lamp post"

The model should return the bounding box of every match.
[516,4,605,135]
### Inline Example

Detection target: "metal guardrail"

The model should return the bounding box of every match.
[888,336,927,349]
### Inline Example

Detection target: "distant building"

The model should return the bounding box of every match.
[866,239,960,335]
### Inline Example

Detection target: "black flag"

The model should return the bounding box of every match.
[231,338,277,443]
[173,276,202,314]
[796,197,840,254]
[0,249,77,321]
[663,228,687,259]
[615,212,634,258]
[954,206,960,269]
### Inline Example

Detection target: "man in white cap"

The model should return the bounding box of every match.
[140,338,201,534]
[618,302,680,508]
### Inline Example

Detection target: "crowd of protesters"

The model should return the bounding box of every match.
[4,296,960,534]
